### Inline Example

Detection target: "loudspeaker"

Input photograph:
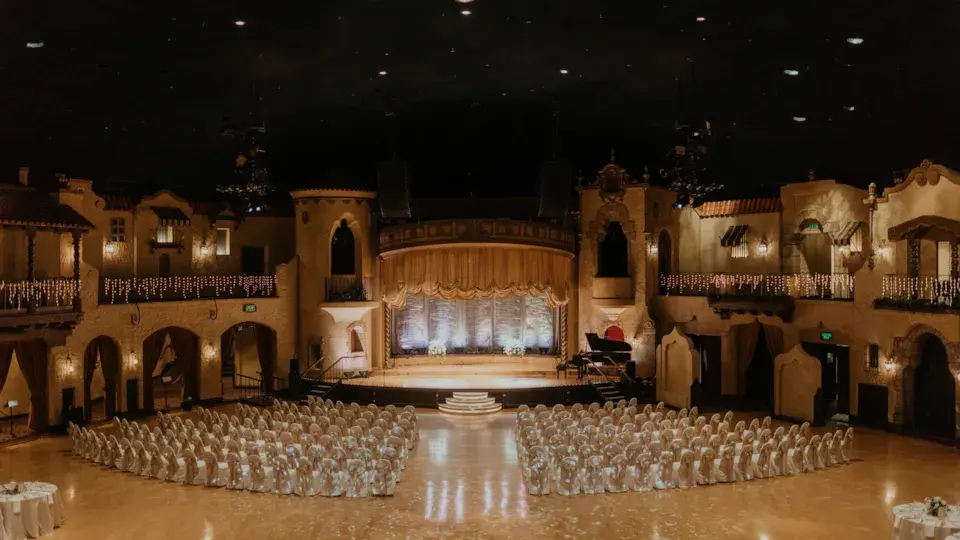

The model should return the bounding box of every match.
[537,161,573,218]
[61,387,75,410]
[289,357,300,377]
[126,378,139,414]
[377,160,411,218]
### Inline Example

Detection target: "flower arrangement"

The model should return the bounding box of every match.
[0,483,24,496]
[924,497,949,518]
[504,338,526,357]
[428,339,447,358]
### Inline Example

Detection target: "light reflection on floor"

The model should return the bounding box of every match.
[3,408,960,539]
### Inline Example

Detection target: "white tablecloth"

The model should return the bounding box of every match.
[0,482,65,540]
[892,502,960,540]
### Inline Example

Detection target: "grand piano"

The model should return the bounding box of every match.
[585,332,632,364]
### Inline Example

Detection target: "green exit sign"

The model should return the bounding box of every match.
[243,304,257,313]
[820,331,833,341]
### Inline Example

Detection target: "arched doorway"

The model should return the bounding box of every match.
[331,219,356,275]
[798,219,832,275]
[83,336,121,422]
[598,221,629,277]
[142,327,199,412]
[658,230,672,293]
[913,333,956,440]
[744,324,774,409]
[221,323,277,394]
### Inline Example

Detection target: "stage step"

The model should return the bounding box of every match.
[594,383,625,403]
[438,392,502,415]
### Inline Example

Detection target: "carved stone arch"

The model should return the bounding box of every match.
[895,323,958,368]
[591,202,636,241]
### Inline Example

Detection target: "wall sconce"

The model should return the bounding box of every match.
[128,352,139,370]
[649,243,659,255]
[203,344,217,361]
[758,240,769,255]
[104,243,118,255]
[884,357,895,372]
[62,356,76,377]
[200,244,211,256]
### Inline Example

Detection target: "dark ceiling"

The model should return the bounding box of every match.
[1,0,956,199]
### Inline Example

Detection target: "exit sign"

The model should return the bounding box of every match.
[820,331,833,341]
[243,304,257,313]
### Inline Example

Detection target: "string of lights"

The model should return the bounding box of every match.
[101,275,277,304]
[660,273,854,299]
[881,275,960,305]
[0,279,77,310]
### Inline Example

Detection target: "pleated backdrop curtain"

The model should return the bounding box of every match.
[381,247,573,309]
[736,322,760,397]
[99,339,120,418]
[14,340,48,431]
[142,331,167,412]
[762,324,786,360]
[83,342,98,421]
[255,326,275,391]
[0,342,13,395]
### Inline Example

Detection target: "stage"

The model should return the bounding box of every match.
[322,361,601,408]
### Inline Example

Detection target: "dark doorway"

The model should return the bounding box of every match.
[598,221,629,277]
[913,334,955,440]
[159,254,171,277]
[803,342,851,420]
[658,230,672,293]
[690,334,722,405]
[331,219,356,275]
[83,336,121,422]
[744,325,774,409]
[141,327,200,412]
[241,246,266,275]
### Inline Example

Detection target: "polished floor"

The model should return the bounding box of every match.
[3,410,960,539]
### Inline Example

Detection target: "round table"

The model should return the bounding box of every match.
[892,502,960,540]
[0,482,65,540]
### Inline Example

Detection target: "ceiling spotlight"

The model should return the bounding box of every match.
[455,0,474,3]
[846,37,864,45]
[793,116,807,122]
[696,16,706,22]
[783,69,799,76]
[25,41,44,49]
[378,70,388,76]
[559,69,569,75]
[234,20,246,27]
[843,105,856,112]
[460,9,471,15]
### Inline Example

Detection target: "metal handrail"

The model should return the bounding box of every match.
[320,356,351,381]
[235,373,265,401]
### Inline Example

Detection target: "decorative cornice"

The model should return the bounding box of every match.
[378,219,575,254]
[880,160,960,199]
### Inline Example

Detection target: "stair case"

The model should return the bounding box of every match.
[438,392,502,415]
[592,381,625,403]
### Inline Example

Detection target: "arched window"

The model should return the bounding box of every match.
[598,221,629,277]
[331,219,356,275]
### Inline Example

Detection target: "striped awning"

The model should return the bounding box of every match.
[150,206,190,227]
[832,221,863,246]
[720,225,749,247]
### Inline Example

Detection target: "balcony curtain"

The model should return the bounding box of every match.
[142,331,167,412]
[14,340,48,431]
[0,343,13,394]
[736,322,760,397]
[255,326,276,391]
[762,324,785,360]
[381,246,572,309]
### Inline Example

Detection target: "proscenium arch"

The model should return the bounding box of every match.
[220,322,279,390]
[141,326,200,412]
[82,335,121,421]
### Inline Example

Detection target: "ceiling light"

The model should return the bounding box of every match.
[234,20,246,27]
[460,9,471,15]
[378,70,388,76]
[783,69,799,76]
[843,105,856,112]
[846,37,864,45]
[559,69,568,75]
[455,0,473,3]
[696,17,706,22]
[793,116,807,122]
[25,42,44,49]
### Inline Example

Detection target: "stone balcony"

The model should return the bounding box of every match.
[0,278,80,335]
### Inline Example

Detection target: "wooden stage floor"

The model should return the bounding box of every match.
[340,362,585,389]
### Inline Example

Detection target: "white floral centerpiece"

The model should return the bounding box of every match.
[428,339,447,358]
[504,338,525,357]
[924,496,949,518]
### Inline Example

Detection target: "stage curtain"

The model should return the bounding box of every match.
[381,246,572,309]
[736,322,759,397]
[762,324,785,360]
[255,326,276,391]
[83,340,98,421]
[142,331,167,412]
[0,343,14,397]
[14,340,48,431]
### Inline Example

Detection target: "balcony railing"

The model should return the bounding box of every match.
[99,275,277,304]
[876,275,960,313]
[148,228,185,251]
[660,273,854,300]
[324,276,371,302]
[0,278,77,312]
